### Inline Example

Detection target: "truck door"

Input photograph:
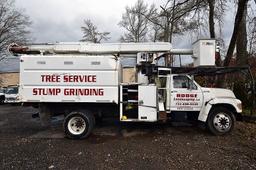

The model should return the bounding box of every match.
[170,75,203,111]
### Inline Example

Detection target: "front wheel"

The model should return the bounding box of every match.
[207,107,235,135]
[63,110,95,139]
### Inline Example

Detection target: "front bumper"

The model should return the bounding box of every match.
[4,98,20,103]
[234,99,242,113]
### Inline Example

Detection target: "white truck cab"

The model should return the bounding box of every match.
[170,74,242,135]
[119,70,241,136]
[9,39,242,139]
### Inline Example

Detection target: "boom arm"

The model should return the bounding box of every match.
[9,42,173,55]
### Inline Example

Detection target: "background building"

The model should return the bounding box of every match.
[0,72,19,87]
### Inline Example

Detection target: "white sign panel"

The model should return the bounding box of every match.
[20,55,119,103]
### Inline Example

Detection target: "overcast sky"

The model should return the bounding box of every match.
[14,0,237,49]
[15,0,162,43]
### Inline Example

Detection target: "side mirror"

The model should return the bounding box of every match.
[190,75,194,81]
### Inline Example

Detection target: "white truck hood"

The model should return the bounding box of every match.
[201,87,236,99]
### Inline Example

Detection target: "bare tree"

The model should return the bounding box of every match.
[143,0,204,42]
[0,0,31,61]
[207,0,216,38]
[248,16,256,56]
[236,0,248,66]
[224,0,249,66]
[119,0,149,42]
[81,19,110,43]
[200,0,227,66]
[119,0,205,43]
[149,21,162,42]
[204,0,227,38]
[248,2,256,56]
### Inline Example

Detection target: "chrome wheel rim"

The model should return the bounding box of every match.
[68,116,86,135]
[213,112,232,133]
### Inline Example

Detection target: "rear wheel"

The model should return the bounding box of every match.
[63,110,95,139]
[207,107,235,135]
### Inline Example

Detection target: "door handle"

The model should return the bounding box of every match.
[171,90,177,93]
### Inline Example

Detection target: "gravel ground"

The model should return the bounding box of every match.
[0,105,256,170]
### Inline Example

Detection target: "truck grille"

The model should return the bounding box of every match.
[6,97,16,101]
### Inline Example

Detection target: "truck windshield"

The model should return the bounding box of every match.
[6,87,18,94]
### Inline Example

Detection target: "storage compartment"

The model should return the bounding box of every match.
[120,84,158,122]
[120,84,139,120]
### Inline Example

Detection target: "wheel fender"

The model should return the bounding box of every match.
[198,102,213,122]
[198,98,241,122]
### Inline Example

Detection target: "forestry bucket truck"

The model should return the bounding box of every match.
[9,39,242,139]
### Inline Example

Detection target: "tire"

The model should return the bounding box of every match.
[63,110,95,139]
[207,107,235,135]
